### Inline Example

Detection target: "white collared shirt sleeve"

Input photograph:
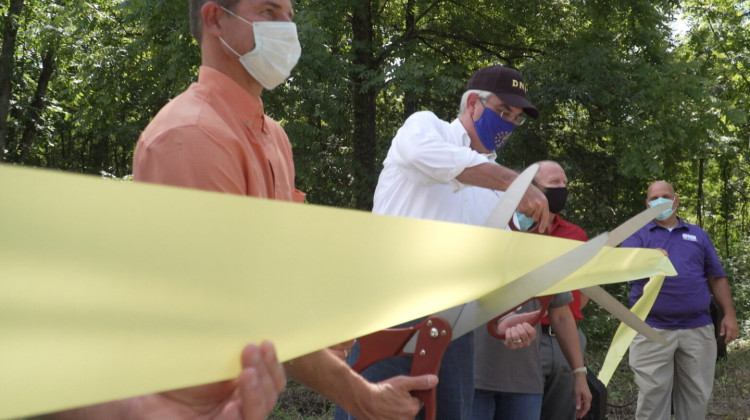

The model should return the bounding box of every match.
[387,111,492,189]
[373,111,500,223]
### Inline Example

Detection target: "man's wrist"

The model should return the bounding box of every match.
[572,366,587,375]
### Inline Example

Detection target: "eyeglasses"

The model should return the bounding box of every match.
[480,99,527,126]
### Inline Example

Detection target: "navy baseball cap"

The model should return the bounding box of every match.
[466,65,539,119]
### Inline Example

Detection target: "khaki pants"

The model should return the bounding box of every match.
[629,325,716,420]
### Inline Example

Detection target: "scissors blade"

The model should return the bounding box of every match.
[402,164,540,353]
[448,203,671,339]
[606,202,670,247]
[405,182,671,350]
[450,232,610,338]
[581,285,668,345]
[581,201,671,345]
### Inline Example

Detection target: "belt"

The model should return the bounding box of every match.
[541,324,555,336]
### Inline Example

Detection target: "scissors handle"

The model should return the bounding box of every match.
[352,326,417,372]
[486,295,553,340]
[410,316,451,420]
[352,316,451,420]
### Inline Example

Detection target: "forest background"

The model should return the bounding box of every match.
[1,0,749,415]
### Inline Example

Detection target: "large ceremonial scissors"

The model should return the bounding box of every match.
[483,166,669,346]
[352,165,670,420]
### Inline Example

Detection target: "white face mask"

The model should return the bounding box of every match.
[219,7,301,90]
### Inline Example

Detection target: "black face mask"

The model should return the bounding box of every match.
[544,187,568,214]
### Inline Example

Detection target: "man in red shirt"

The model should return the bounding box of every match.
[535,161,591,420]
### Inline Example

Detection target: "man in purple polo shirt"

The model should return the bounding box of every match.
[622,180,738,420]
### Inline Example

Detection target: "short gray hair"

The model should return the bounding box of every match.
[458,89,493,117]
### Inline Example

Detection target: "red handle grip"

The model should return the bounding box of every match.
[409,317,451,420]
[352,316,452,420]
[486,295,553,340]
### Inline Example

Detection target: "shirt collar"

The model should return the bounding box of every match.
[548,214,563,234]
[451,118,497,161]
[198,66,266,135]
[647,216,687,231]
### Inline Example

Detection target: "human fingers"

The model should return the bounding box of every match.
[259,341,286,393]
[367,375,438,419]
[576,397,592,419]
[517,189,543,222]
[517,321,536,343]
[573,375,591,418]
[238,343,285,420]
[503,324,534,348]
[519,185,549,232]
[393,373,439,392]
[536,205,550,233]
[576,389,592,418]
[504,326,524,348]
[496,310,541,332]
[581,393,592,417]
[721,320,739,344]
[496,312,539,346]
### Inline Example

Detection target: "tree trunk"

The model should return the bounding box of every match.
[402,0,419,120]
[16,46,56,163]
[0,0,25,160]
[720,158,731,256]
[350,0,378,210]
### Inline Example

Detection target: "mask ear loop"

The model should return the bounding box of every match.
[218,37,242,57]
[471,98,484,123]
[220,5,256,26]
[217,6,257,58]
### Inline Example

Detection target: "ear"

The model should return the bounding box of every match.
[468,92,479,106]
[201,1,226,39]
[674,195,680,208]
[467,92,484,115]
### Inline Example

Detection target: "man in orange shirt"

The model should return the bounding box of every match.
[133,0,436,419]
[47,1,436,419]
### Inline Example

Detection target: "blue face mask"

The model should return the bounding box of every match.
[515,211,537,232]
[649,197,675,220]
[474,106,515,151]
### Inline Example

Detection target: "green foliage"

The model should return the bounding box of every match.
[1,0,198,174]
[5,0,747,220]
[722,237,750,338]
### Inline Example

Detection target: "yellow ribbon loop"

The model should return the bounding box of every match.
[597,275,666,386]
[0,164,675,418]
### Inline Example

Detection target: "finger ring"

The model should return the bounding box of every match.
[513,339,522,344]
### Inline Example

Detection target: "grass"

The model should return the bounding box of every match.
[272,341,750,420]
[269,383,334,420]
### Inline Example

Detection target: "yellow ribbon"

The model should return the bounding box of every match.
[597,275,666,386]
[0,164,675,418]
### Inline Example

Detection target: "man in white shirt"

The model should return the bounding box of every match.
[336,65,550,419]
